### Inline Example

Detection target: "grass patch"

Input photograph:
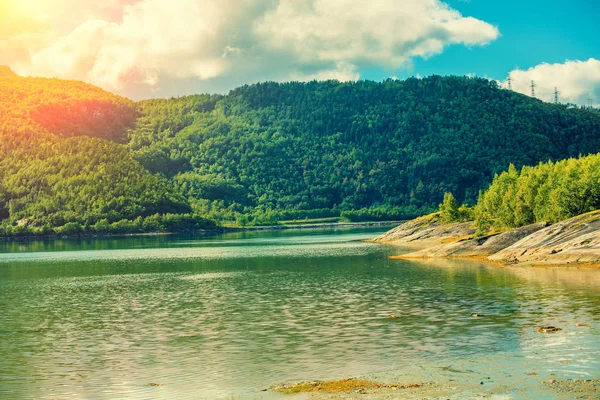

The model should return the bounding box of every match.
[568,210,600,230]
[270,378,420,394]
[440,234,475,244]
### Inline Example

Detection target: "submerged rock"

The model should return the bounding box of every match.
[536,326,562,333]
[270,378,421,394]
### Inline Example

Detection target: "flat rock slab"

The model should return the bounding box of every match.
[489,211,600,266]
[396,222,548,259]
[373,214,475,248]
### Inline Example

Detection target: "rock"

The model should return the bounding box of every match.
[381,210,600,268]
[536,326,562,333]
[489,211,600,266]
[471,313,484,317]
[387,314,400,319]
[372,213,475,248]
[395,222,548,259]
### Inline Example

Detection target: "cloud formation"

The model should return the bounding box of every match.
[4,0,500,98]
[506,59,600,106]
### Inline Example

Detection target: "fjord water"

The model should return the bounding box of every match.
[1,228,599,399]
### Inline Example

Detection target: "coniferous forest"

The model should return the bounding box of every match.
[2,70,600,235]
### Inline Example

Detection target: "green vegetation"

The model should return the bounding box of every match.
[128,76,600,224]
[0,74,214,236]
[475,154,600,231]
[438,193,473,223]
[2,72,600,236]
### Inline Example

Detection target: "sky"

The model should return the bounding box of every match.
[0,0,598,104]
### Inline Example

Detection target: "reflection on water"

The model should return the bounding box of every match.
[0,228,599,399]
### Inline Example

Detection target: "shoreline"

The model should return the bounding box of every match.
[267,377,600,399]
[0,220,400,242]
[374,212,600,268]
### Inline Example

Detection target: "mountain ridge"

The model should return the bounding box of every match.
[1,72,600,233]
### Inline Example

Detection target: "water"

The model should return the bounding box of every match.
[0,227,599,399]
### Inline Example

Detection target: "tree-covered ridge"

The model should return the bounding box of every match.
[2,74,600,234]
[0,74,212,235]
[0,75,137,141]
[475,153,600,231]
[0,66,16,77]
[0,136,191,225]
[128,76,600,222]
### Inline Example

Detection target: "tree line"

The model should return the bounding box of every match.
[2,72,600,235]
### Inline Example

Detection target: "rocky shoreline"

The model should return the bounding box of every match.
[268,377,600,399]
[372,211,600,267]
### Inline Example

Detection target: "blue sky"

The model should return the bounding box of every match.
[364,0,600,84]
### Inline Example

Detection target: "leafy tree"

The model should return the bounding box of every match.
[475,153,600,230]
[439,193,459,222]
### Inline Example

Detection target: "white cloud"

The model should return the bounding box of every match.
[254,0,498,66]
[505,59,600,105]
[5,0,500,98]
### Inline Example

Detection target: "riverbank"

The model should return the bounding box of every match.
[224,220,401,231]
[0,220,400,242]
[373,211,600,267]
[268,377,600,399]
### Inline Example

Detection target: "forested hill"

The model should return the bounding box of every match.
[128,76,600,222]
[0,74,136,141]
[0,74,212,236]
[2,73,600,234]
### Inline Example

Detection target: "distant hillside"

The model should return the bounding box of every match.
[0,74,210,236]
[0,66,16,77]
[128,76,600,223]
[0,75,136,141]
[2,74,600,234]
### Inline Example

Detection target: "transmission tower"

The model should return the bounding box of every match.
[554,87,560,104]
[589,98,594,109]
[506,76,512,90]
[530,80,536,98]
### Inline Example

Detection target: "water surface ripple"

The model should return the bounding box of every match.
[0,228,599,399]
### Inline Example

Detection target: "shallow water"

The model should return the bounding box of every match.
[0,228,599,399]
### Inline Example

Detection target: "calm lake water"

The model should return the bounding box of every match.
[0,227,599,399]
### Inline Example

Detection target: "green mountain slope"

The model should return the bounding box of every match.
[128,76,600,222]
[0,74,212,235]
[2,73,600,233]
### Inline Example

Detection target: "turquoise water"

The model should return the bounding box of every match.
[0,227,599,399]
